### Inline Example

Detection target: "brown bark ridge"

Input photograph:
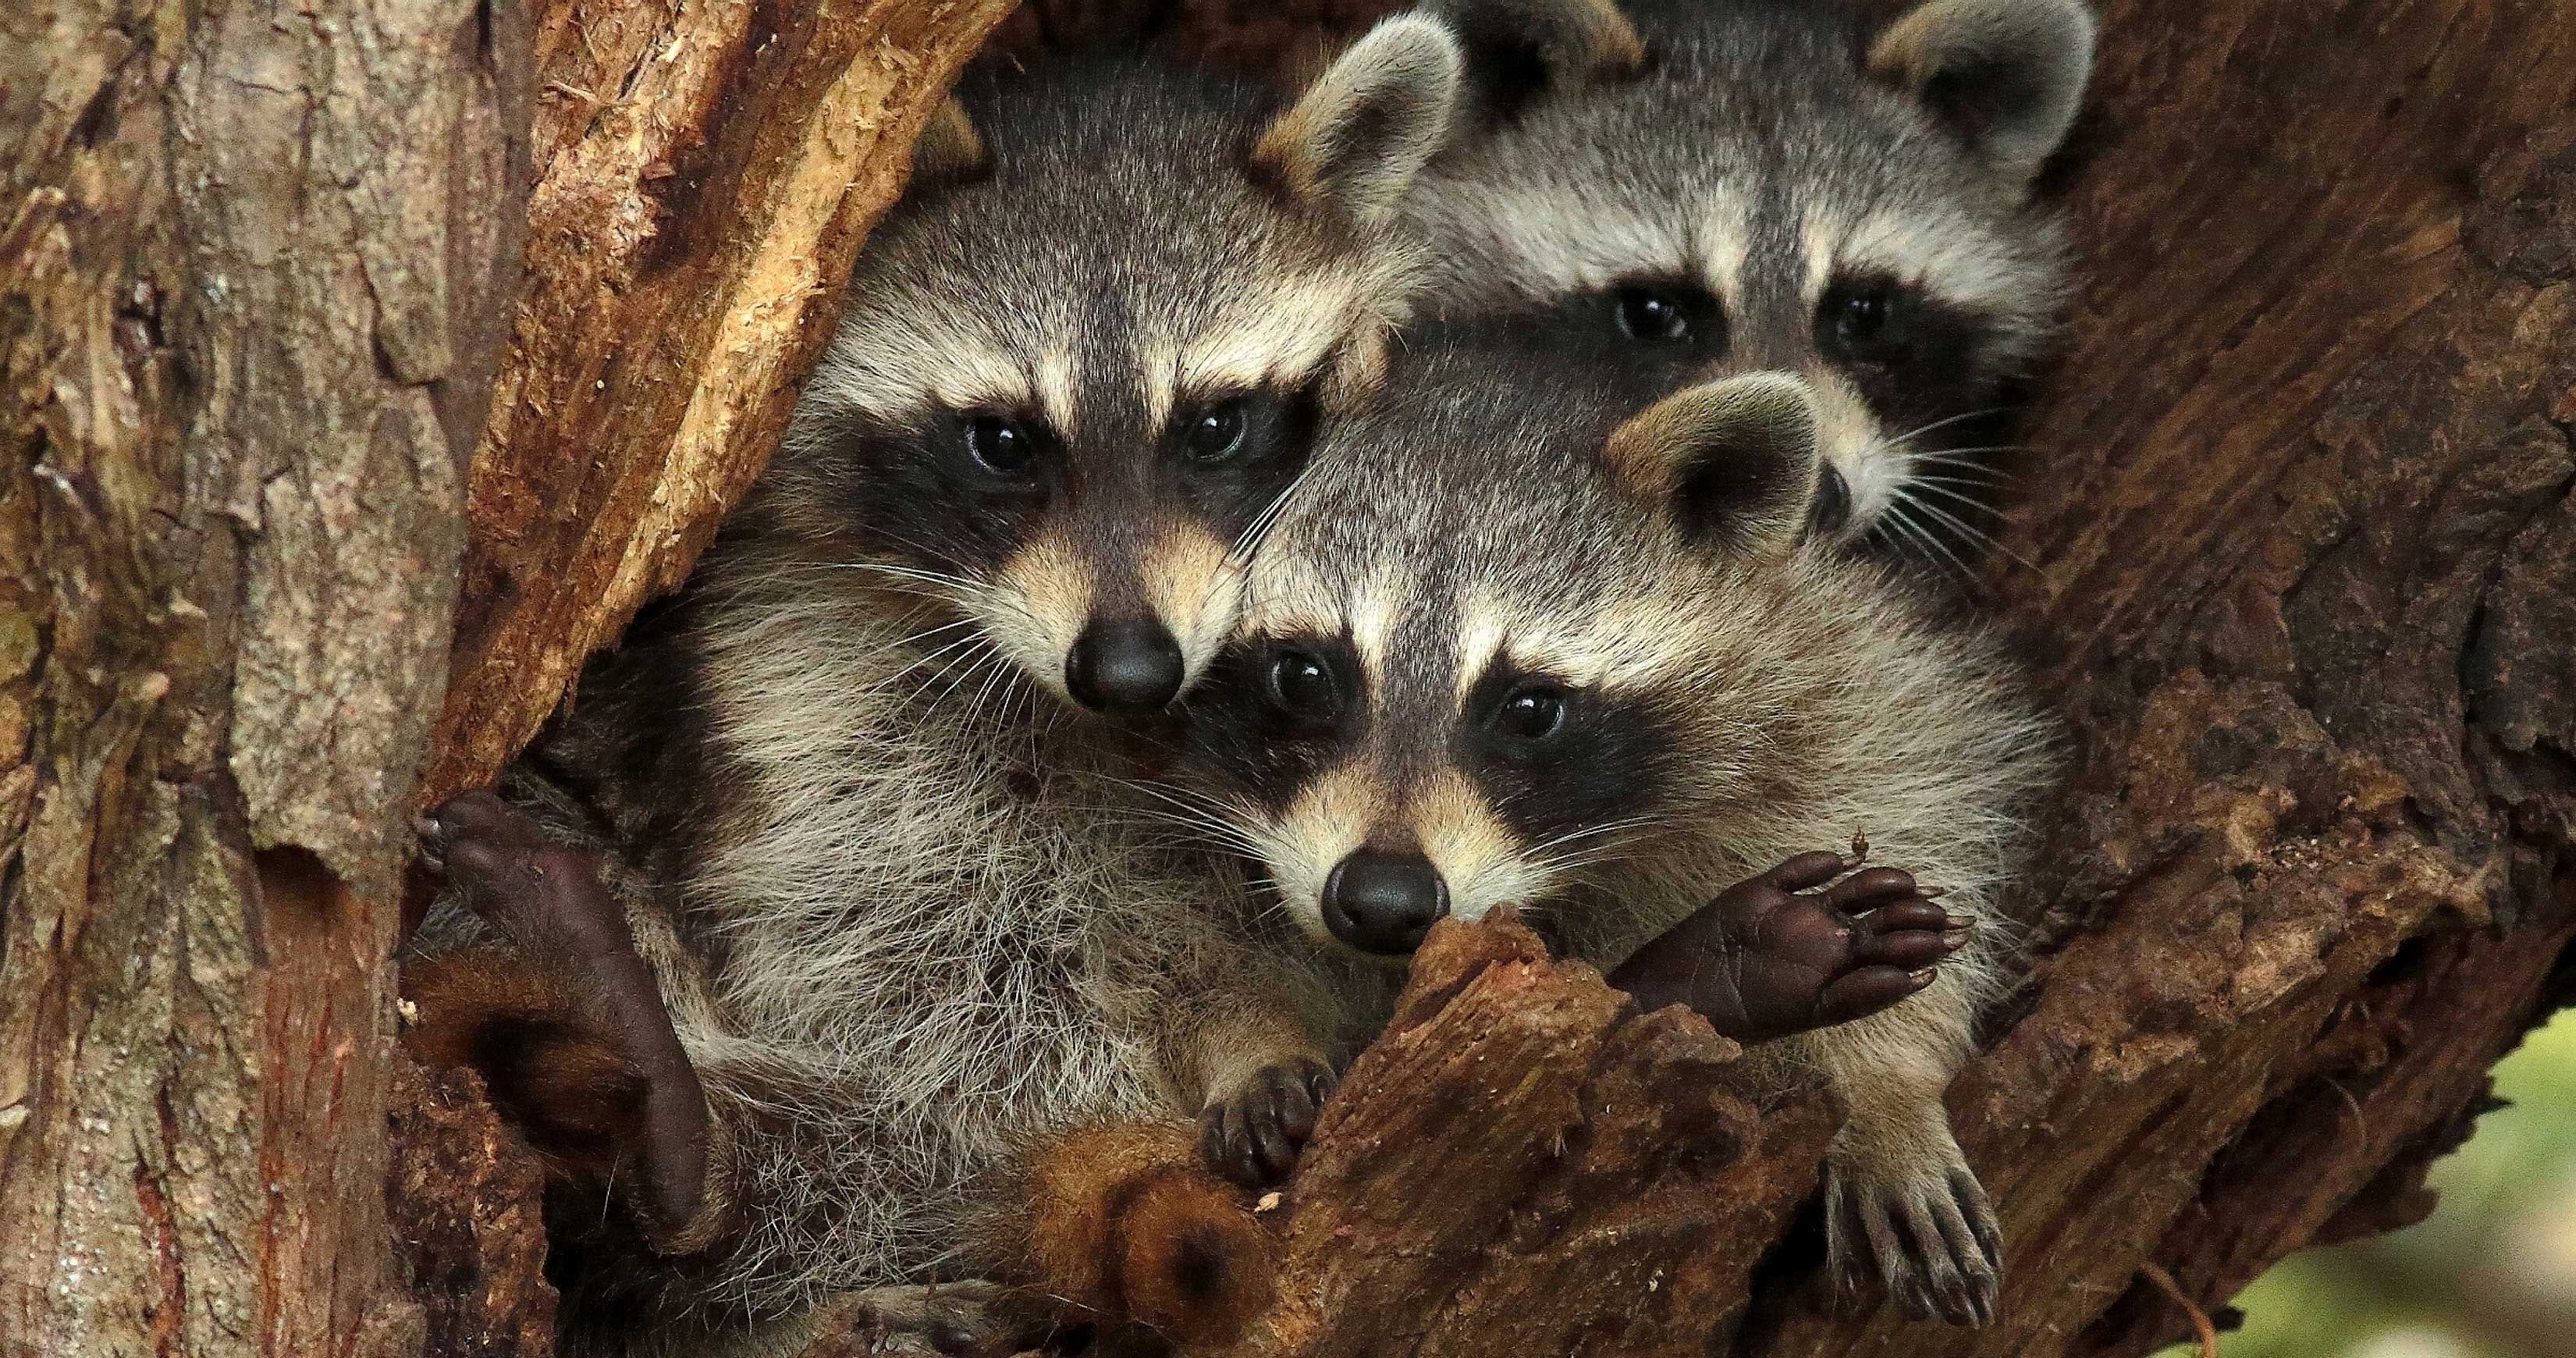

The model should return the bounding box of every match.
[417,0,1019,802]
[1198,1,2576,1355]
[386,1061,557,1358]
[1,0,525,1355]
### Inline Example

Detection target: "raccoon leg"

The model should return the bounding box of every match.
[415,788,713,1238]
[1800,983,1998,1328]
[1607,845,1965,1044]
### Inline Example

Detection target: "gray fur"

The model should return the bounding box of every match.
[410,27,1467,1346]
[1405,0,2091,567]
[1176,338,2061,1323]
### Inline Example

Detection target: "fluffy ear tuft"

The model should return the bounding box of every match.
[1604,371,1821,561]
[910,94,989,184]
[1867,0,2095,187]
[1428,0,1643,122]
[1254,14,1463,227]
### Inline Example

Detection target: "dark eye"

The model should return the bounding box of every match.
[1821,283,1910,363]
[1614,286,1691,343]
[1494,685,1565,741]
[963,414,1035,475]
[1184,400,1251,462]
[1265,649,1341,723]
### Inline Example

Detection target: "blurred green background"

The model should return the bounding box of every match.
[2159,1011,2576,1358]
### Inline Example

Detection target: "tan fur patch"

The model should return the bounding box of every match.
[1409,769,1548,923]
[1264,765,1394,942]
[1144,524,1245,680]
[989,531,1095,697]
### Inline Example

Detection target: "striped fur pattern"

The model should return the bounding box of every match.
[1405,0,2095,575]
[774,16,1461,714]
[1172,337,2061,1323]
[407,21,1472,1346]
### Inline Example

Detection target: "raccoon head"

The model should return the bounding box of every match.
[1410,0,2094,566]
[769,16,1463,716]
[1181,354,1825,958]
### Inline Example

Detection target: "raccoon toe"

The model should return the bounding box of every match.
[1812,965,1938,1027]
[1847,903,1965,974]
[1826,1159,2002,1328]
[1198,1057,1334,1189]
[417,791,595,930]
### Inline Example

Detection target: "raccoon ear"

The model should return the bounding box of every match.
[1605,372,1821,562]
[1867,0,2095,187]
[1428,0,1643,120]
[1254,14,1463,227]
[909,95,989,184]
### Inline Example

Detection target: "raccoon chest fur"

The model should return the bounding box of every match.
[677,579,1210,1129]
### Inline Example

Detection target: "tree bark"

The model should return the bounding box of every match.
[417,0,1018,802]
[0,1,525,1355]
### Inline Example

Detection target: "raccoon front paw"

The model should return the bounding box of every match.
[800,1282,1056,1357]
[414,791,712,1236]
[1198,1056,1335,1189]
[1825,1146,2003,1328]
[1608,840,1966,1044]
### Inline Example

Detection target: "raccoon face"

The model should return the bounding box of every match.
[771,16,1462,716]
[1412,0,2094,567]
[1181,364,1824,958]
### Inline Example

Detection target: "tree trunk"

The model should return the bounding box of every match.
[1,2,525,1356]
[417,0,1018,802]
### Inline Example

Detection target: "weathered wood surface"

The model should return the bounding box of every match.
[418,0,1019,801]
[0,0,526,1353]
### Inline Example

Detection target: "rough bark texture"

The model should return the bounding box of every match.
[386,1061,557,1358]
[417,0,1019,801]
[0,0,524,1355]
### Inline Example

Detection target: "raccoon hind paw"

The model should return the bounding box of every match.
[1825,1155,2002,1328]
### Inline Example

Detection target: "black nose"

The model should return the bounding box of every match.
[1065,618,1185,713]
[1320,848,1448,955]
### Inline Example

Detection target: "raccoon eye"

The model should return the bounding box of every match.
[962,414,1036,476]
[1614,287,1693,344]
[1494,685,1566,741]
[1184,400,1251,463]
[1821,283,1912,364]
[1265,650,1341,724]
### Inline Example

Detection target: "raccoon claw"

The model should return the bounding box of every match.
[1825,1157,2002,1328]
[1608,851,1953,1044]
[414,791,712,1236]
[1199,1056,1335,1189]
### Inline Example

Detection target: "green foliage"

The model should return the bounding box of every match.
[2158,1011,2576,1358]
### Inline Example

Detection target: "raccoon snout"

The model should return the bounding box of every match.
[1066,617,1186,714]
[1320,848,1448,955]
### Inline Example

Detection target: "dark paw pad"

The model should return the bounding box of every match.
[1198,1056,1335,1190]
[1611,840,1970,1044]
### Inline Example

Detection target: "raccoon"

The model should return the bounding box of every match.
[1171,339,2059,1326]
[776,10,1462,716]
[404,16,1464,1352]
[1402,0,2094,569]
